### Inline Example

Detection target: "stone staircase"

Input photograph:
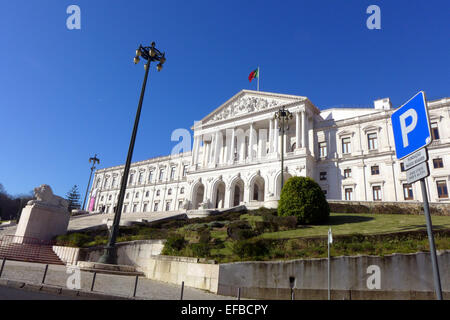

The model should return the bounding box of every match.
[0,238,65,265]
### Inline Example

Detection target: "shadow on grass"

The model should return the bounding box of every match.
[328,215,374,226]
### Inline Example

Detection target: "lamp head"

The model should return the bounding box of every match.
[156,63,163,72]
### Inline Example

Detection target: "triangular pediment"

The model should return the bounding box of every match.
[200,90,306,125]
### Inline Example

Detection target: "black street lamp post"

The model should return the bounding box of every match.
[98,42,166,265]
[82,154,100,211]
[274,107,293,191]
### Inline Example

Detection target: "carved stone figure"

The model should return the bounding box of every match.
[27,184,69,210]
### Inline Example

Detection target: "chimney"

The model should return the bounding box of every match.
[373,97,392,110]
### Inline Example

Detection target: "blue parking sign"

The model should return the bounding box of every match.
[391,91,432,160]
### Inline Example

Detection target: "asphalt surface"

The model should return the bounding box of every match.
[0,285,85,300]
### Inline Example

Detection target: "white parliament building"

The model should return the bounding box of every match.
[87,90,450,214]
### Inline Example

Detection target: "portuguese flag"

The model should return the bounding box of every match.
[248,67,259,82]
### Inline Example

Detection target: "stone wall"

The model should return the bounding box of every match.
[217,250,450,299]
[52,245,80,265]
[328,200,450,215]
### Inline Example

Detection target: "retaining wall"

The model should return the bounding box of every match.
[328,200,450,215]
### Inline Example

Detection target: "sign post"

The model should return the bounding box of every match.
[391,91,442,300]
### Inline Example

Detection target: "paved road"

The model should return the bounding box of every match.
[0,260,233,300]
[0,285,86,300]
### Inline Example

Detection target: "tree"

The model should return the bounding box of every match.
[278,176,330,224]
[66,185,81,212]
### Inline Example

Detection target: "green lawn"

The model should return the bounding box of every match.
[258,213,450,240]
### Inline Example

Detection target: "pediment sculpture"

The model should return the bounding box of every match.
[207,96,280,123]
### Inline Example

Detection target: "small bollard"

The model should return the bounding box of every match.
[291,288,295,301]
[0,258,6,278]
[133,275,139,298]
[180,281,184,300]
[237,287,241,300]
[91,272,97,292]
[41,264,49,284]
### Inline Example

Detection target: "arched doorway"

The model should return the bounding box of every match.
[212,180,226,209]
[275,172,292,198]
[230,178,245,207]
[192,183,205,209]
[250,175,265,201]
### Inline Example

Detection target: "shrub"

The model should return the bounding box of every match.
[227,221,256,240]
[190,243,211,258]
[278,176,330,224]
[56,233,92,247]
[232,239,269,259]
[198,229,211,244]
[161,234,186,255]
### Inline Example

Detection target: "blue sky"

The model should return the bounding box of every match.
[0,0,449,197]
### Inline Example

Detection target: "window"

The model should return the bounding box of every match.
[168,188,172,195]
[128,173,134,185]
[345,188,353,200]
[123,205,128,213]
[437,180,448,199]
[342,137,351,154]
[371,165,380,175]
[322,190,327,196]
[96,179,101,188]
[159,169,165,181]
[148,171,153,183]
[112,176,117,188]
[143,203,148,212]
[400,163,406,172]
[133,204,137,213]
[182,165,188,177]
[108,195,112,200]
[431,122,440,140]
[138,172,144,184]
[433,158,444,169]
[156,190,160,196]
[165,201,171,211]
[320,172,327,181]
[319,142,327,158]
[153,202,159,212]
[170,167,176,180]
[145,191,150,197]
[100,196,104,201]
[367,133,378,150]
[178,201,183,209]
[104,177,109,188]
[180,187,184,194]
[403,184,413,200]
[344,169,351,179]
[126,193,129,199]
[135,192,139,198]
[373,186,382,201]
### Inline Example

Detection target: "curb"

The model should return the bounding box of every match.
[0,278,133,300]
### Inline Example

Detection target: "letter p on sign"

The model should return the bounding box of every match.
[391,91,431,160]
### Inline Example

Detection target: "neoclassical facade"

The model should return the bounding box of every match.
[87,90,450,214]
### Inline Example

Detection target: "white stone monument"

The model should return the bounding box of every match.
[15,184,70,242]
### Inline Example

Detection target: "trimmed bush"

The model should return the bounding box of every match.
[227,220,258,240]
[278,176,330,224]
[161,234,186,255]
[198,229,211,244]
[232,239,269,259]
[190,243,211,257]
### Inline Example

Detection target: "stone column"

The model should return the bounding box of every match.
[268,119,273,153]
[214,131,220,165]
[302,111,307,149]
[229,128,236,164]
[249,123,254,161]
[239,129,246,162]
[209,134,215,164]
[274,118,279,155]
[296,111,301,149]
[191,136,197,165]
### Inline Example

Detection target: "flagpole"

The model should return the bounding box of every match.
[257,66,260,91]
